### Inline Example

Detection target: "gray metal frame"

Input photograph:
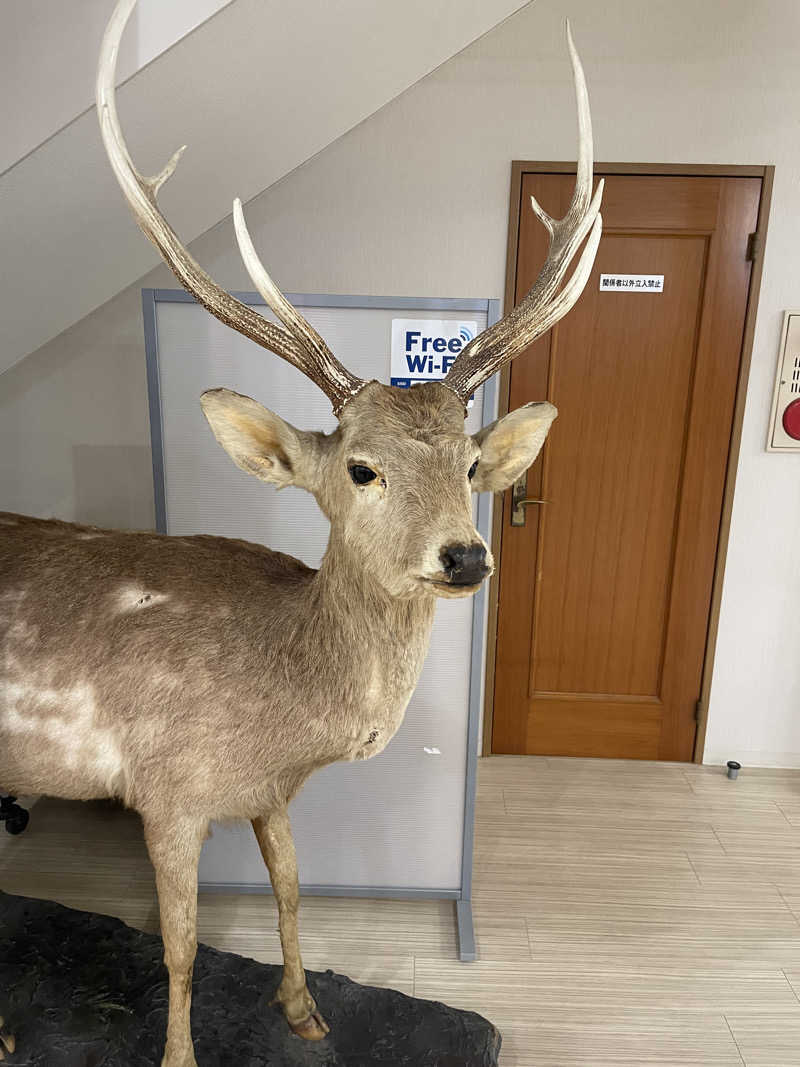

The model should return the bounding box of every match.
[142,288,500,962]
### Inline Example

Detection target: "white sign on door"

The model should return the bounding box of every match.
[390,319,478,387]
[600,274,664,292]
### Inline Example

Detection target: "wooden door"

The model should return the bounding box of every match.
[492,172,761,761]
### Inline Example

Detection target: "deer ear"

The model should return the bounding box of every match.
[200,388,325,491]
[471,401,557,493]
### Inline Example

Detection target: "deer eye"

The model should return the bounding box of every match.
[468,459,479,480]
[349,464,377,485]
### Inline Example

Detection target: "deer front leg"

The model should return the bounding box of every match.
[252,810,329,1041]
[143,813,209,1067]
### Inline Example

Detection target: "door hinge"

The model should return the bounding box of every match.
[694,700,703,722]
[746,231,762,262]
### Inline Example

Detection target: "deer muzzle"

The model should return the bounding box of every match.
[439,542,491,586]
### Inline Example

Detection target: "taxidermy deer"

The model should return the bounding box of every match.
[0,0,603,1063]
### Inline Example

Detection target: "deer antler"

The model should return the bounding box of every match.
[443,22,603,405]
[96,0,365,415]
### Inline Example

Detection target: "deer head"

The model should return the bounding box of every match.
[97,0,602,601]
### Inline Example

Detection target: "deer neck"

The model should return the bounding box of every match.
[311,529,436,663]
[300,530,437,760]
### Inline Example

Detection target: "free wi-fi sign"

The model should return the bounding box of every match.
[390,319,478,388]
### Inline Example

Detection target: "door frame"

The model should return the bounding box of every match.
[483,162,774,763]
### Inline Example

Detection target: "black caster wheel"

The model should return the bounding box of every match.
[0,795,29,835]
[5,807,29,835]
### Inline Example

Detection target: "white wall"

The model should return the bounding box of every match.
[1,0,232,173]
[2,0,799,766]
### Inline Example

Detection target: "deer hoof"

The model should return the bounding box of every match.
[290,1009,330,1041]
[0,1017,15,1055]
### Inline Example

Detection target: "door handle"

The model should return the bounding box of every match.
[510,472,548,526]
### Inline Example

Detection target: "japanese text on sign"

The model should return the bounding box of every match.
[599,274,664,292]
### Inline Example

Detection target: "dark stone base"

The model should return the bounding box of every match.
[0,891,501,1065]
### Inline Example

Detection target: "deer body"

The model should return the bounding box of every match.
[0,2,604,1062]
[0,514,433,818]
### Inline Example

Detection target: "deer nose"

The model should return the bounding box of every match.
[440,542,490,585]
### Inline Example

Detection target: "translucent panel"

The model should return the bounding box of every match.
[150,296,487,892]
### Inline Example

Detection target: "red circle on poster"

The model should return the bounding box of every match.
[783,398,800,440]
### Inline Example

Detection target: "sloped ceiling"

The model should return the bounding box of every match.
[0,0,530,375]
[1,0,233,173]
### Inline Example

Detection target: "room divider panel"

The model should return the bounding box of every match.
[142,289,499,959]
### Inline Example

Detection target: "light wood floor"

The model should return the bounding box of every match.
[3,756,800,1065]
